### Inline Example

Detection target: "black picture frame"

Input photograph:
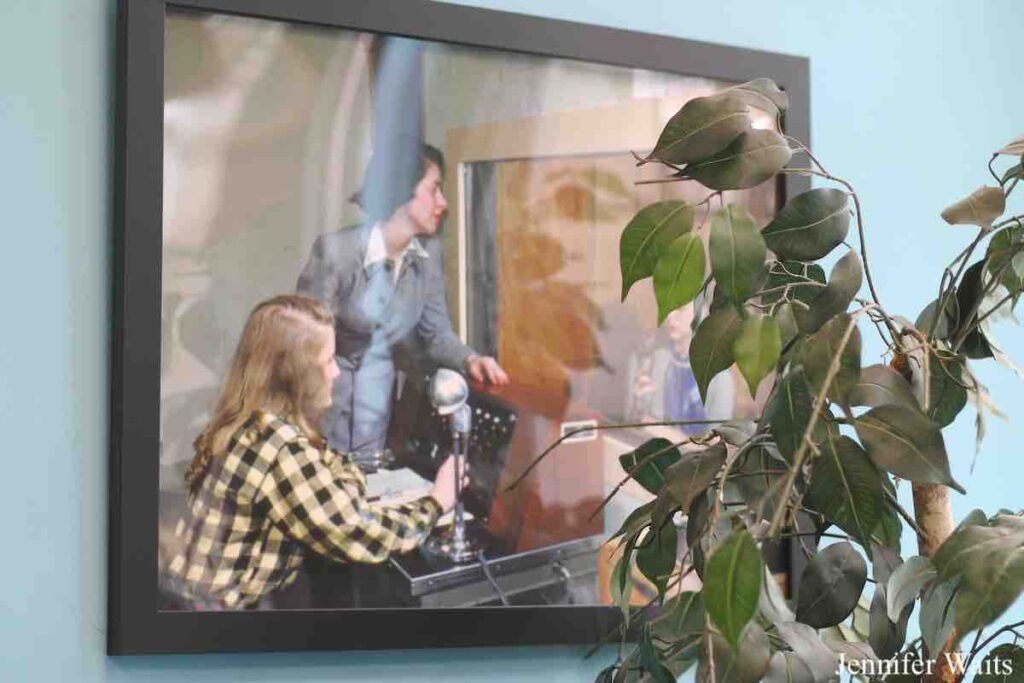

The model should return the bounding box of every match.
[110,0,809,655]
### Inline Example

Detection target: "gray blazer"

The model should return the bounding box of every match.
[296,225,473,451]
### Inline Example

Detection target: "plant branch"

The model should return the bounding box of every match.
[951,249,1019,351]
[779,168,900,345]
[505,419,727,491]
[584,558,696,660]
[974,289,1017,328]
[635,177,685,186]
[929,228,987,339]
[767,310,865,537]
[959,619,1024,679]
[785,135,830,176]
[884,485,927,539]
[992,215,1024,231]
[587,437,693,522]
[753,281,826,298]
[989,153,1003,186]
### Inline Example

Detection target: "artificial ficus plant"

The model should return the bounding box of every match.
[597,79,1024,682]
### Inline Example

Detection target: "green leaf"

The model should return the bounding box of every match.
[732,314,781,396]
[916,295,961,340]
[774,303,799,349]
[762,261,826,306]
[652,591,705,653]
[974,644,1024,682]
[619,438,682,495]
[796,542,868,628]
[869,583,911,659]
[763,367,815,463]
[638,625,677,683]
[696,626,771,683]
[654,232,706,324]
[620,201,695,300]
[873,479,903,553]
[683,129,793,191]
[690,306,743,402]
[803,313,862,405]
[955,261,994,359]
[804,250,863,333]
[941,185,1006,229]
[650,489,679,544]
[686,490,711,553]
[849,364,918,410]
[648,93,751,165]
[763,652,816,683]
[723,78,789,117]
[885,556,936,622]
[1002,162,1024,185]
[986,224,1024,293]
[823,643,880,671]
[925,351,968,428]
[762,188,851,261]
[611,530,642,625]
[703,529,763,649]
[637,517,679,599]
[773,622,839,683]
[664,443,728,513]
[710,204,767,306]
[595,663,616,683]
[871,544,903,585]
[854,404,965,493]
[733,445,787,519]
[805,435,884,556]
[609,500,654,548]
[948,515,1024,632]
[919,578,959,657]
[715,419,757,446]
[759,567,795,624]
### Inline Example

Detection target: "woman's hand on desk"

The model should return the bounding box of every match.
[465,355,510,387]
[429,455,470,513]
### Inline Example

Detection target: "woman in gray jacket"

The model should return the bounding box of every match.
[297,143,508,462]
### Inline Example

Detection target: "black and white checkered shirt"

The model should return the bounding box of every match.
[165,411,441,609]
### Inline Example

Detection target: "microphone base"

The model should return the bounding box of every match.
[423,527,486,564]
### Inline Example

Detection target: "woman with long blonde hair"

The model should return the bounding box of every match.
[166,294,460,609]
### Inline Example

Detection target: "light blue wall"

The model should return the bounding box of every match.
[2,0,1022,680]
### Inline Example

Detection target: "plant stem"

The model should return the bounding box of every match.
[779,167,900,345]
[635,177,685,186]
[505,419,727,490]
[753,281,826,298]
[884,486,927,539]
[767,309,866,537]
[989,153,1002,186]
[951,248,1019,351]
[959,619,1024,679]
[587,437,693,522]
[929,228,986,339]
[973,289,1017,328]
[992,215,1024,231]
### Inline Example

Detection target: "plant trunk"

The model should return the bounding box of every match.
[913,482,960,683]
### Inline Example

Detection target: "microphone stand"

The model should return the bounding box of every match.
[424,371,482,564]
[449,404,471,559]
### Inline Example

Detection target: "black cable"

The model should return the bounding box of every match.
[476,551,510,606]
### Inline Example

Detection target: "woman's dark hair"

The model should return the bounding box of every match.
[351,142,445,223]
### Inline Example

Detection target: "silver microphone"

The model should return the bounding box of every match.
[429,367,469,416]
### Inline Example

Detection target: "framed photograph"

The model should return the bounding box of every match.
[110,0,809,654]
